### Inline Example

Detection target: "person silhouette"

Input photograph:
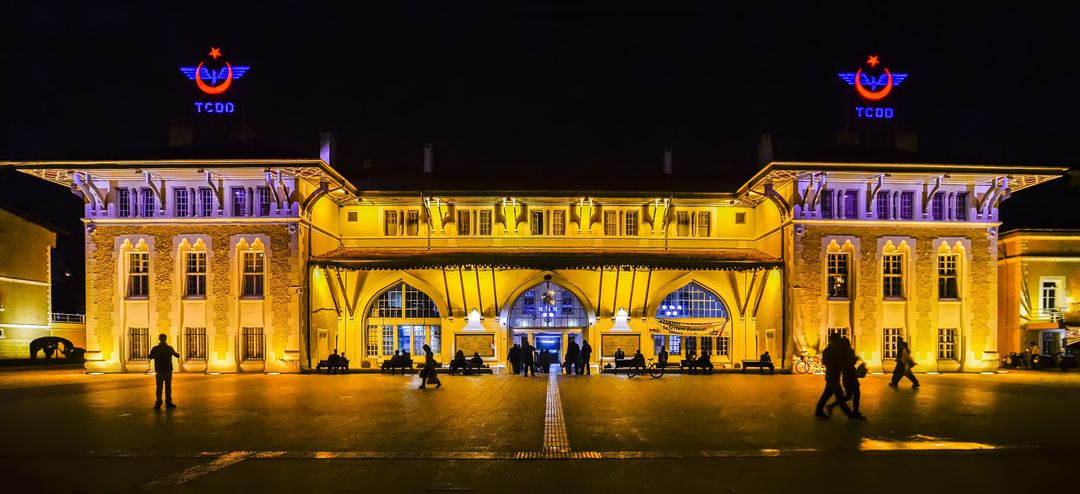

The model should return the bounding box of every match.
[508,343,522,375]
[815,334,858,419]
[889,337,920,388]
[419,344,441,389]
[521,341,536,376]
[148,334,180,409]
[658,345,669,368]
[580,340,593,375]
[565,340,580,375]
[451,350,468,375]
[826,337,865,419]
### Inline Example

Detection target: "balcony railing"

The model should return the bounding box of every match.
[50,313,86,324]
[1034,308,1065,322]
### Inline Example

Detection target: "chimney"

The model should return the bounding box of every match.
[319,132,335,165]
[757,134,774,168]
[663,147,673,175]
[423,143,434,173]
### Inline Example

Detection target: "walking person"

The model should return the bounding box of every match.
[149,334,180,409]
[889,337,920,388]
[419,343,441,389]
[508,343,521,375]
[521,341,536,376]
[826,337,866,419]
[815,334,858,419]
[580,339,592,375]
[565,340,580,375]
[658,345,669,369]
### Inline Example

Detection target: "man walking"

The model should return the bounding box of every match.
[521,341,536,376]
[815,334,857,419]
[508,344,521,375]
[580,339,592,375]
[149,333,180,409]
[565,340,580,374]
[889,337,920,388]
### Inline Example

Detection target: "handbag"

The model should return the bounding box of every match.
[418,367,427,378]
[855,362,868,378]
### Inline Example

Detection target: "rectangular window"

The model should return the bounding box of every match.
[384,210,399,236]
[882,328,902,360]
[931,192,945,221]
[685,336,697,356]
[937,328,958,360]
[820,190,834,219]
[118,189,132,218]
[430,325,441,354]
[381,325,394,356]
[457,210,471,236]
[716,336,729,357]
[406,210,419,236]
[701,335,713,355]
[257,187,271,216]
[938,254,959,299]
[900,192,914,220]
[842,191,858,219]
[653,335,665,355]
[347,211,358,222]
[127,252,149,298]
[128,327,149,360]
[185,252,207,297]
[955,193,969,221]
[876,191,890,219]
[1041,279,1062,320]
[624,211,638,236]
[552,210,566,236]
[174,189,190,217]
[479,210,492,235]
[141,188,155,217]
[883,253,904,298]
[241,327,265,361]
[199,188,214,217]
[242,251,265,297]
[231,187,247,217]
[696,211,711,236]
[366,325,380,357]
[183,327,207,360]
[531,211,545,235]
[827,252,850,298]
[828,327,850,342]
[735,212,747,224]
[667,335,682,355]
[676,211,691,237]
[604,211,618,236]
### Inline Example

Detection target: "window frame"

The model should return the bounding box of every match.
[174,188,190,217]
[199,188,214,217]
[604,210,618,236]
[955,192,969,221]
[876,191,890,219]
[257,187,272,216]
[128,327,150,360]
[241,327,265,361]
[882,253,905,299]
[937,328,958,360]
[241,251,265,298]
[827,252,850,299]
[118,188,132,218]
[696,211,711,236]
[457,210,471,236]
[882,328,902,360]
[384,210,400,236]
[842,191,858,219]
[127,252,150,299]
[552,210,566,236]
[676,211,691,237]
[141,188,155,218]
[231,187,247,217]
[184,251,207,298]
[937,254,959,299]
[530,211,545,236]
[184,327,207,360]
[820,189,834,219]
[899,192,914,220]
[405,210,419,236]
[479,210,493,235]
[931,192,945,221]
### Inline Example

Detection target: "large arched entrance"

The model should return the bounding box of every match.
[507,279,588,368]
[363,282,442,360]
[653,282,732,363]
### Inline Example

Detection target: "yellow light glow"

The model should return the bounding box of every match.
[997,370,1009,374]
[925,371,941,375]
[265,372,281,375]
[207,372,222,375]
[861,435,1003,451]
[979,371,996,375]
[86,372,104,375]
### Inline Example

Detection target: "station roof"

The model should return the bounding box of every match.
[312,247,781,271]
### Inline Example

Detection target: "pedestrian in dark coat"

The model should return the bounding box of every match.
[508,344,521,375]
[521,342,536,376]
[889,338,921,388]
[149,334,180,409]
[565,341,580,374]
[579,340,593,375]
[815,334,858,419]
[419,344,441,389]
[826,337,865,419]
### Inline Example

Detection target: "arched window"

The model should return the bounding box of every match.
[508,281,587,329]
[653,282,730,359]
[655,282,729,319]
[366,283,440,359]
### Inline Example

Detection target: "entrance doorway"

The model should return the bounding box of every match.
[535,332,562,363]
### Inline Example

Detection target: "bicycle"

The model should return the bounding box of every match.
[794,353,825,374]
[626,357,665,379]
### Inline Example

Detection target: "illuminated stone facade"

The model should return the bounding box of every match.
[0,207,60,358]
[12,160,1066,372]
[998,230,1080,358]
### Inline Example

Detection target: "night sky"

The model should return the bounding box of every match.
[2,1,1077,312]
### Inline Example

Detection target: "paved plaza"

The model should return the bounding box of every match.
[2,368,1079,493]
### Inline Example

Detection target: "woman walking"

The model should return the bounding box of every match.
[419,344,441,389]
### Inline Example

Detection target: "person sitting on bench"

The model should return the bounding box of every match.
[759,351,775,374]
[327,350,341,375]
[685,350,698,374]
[696,352,713,374]
[614,348,625,360]
[450,350,469,375]
[631,349,646,370]
[470,352,484,369]
[339,352,349,373]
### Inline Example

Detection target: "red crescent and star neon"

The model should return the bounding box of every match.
[854,67,892,100]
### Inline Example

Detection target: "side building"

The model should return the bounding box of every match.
[999,229,1080,360]
[0,205,64,358]
[10,159,1065,372]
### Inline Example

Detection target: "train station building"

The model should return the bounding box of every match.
[7,156,1066,373]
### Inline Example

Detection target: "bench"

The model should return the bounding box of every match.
[448,362,491,375]
[381,359,414,374]
[315,359,350,374]
[742,359,775,374]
